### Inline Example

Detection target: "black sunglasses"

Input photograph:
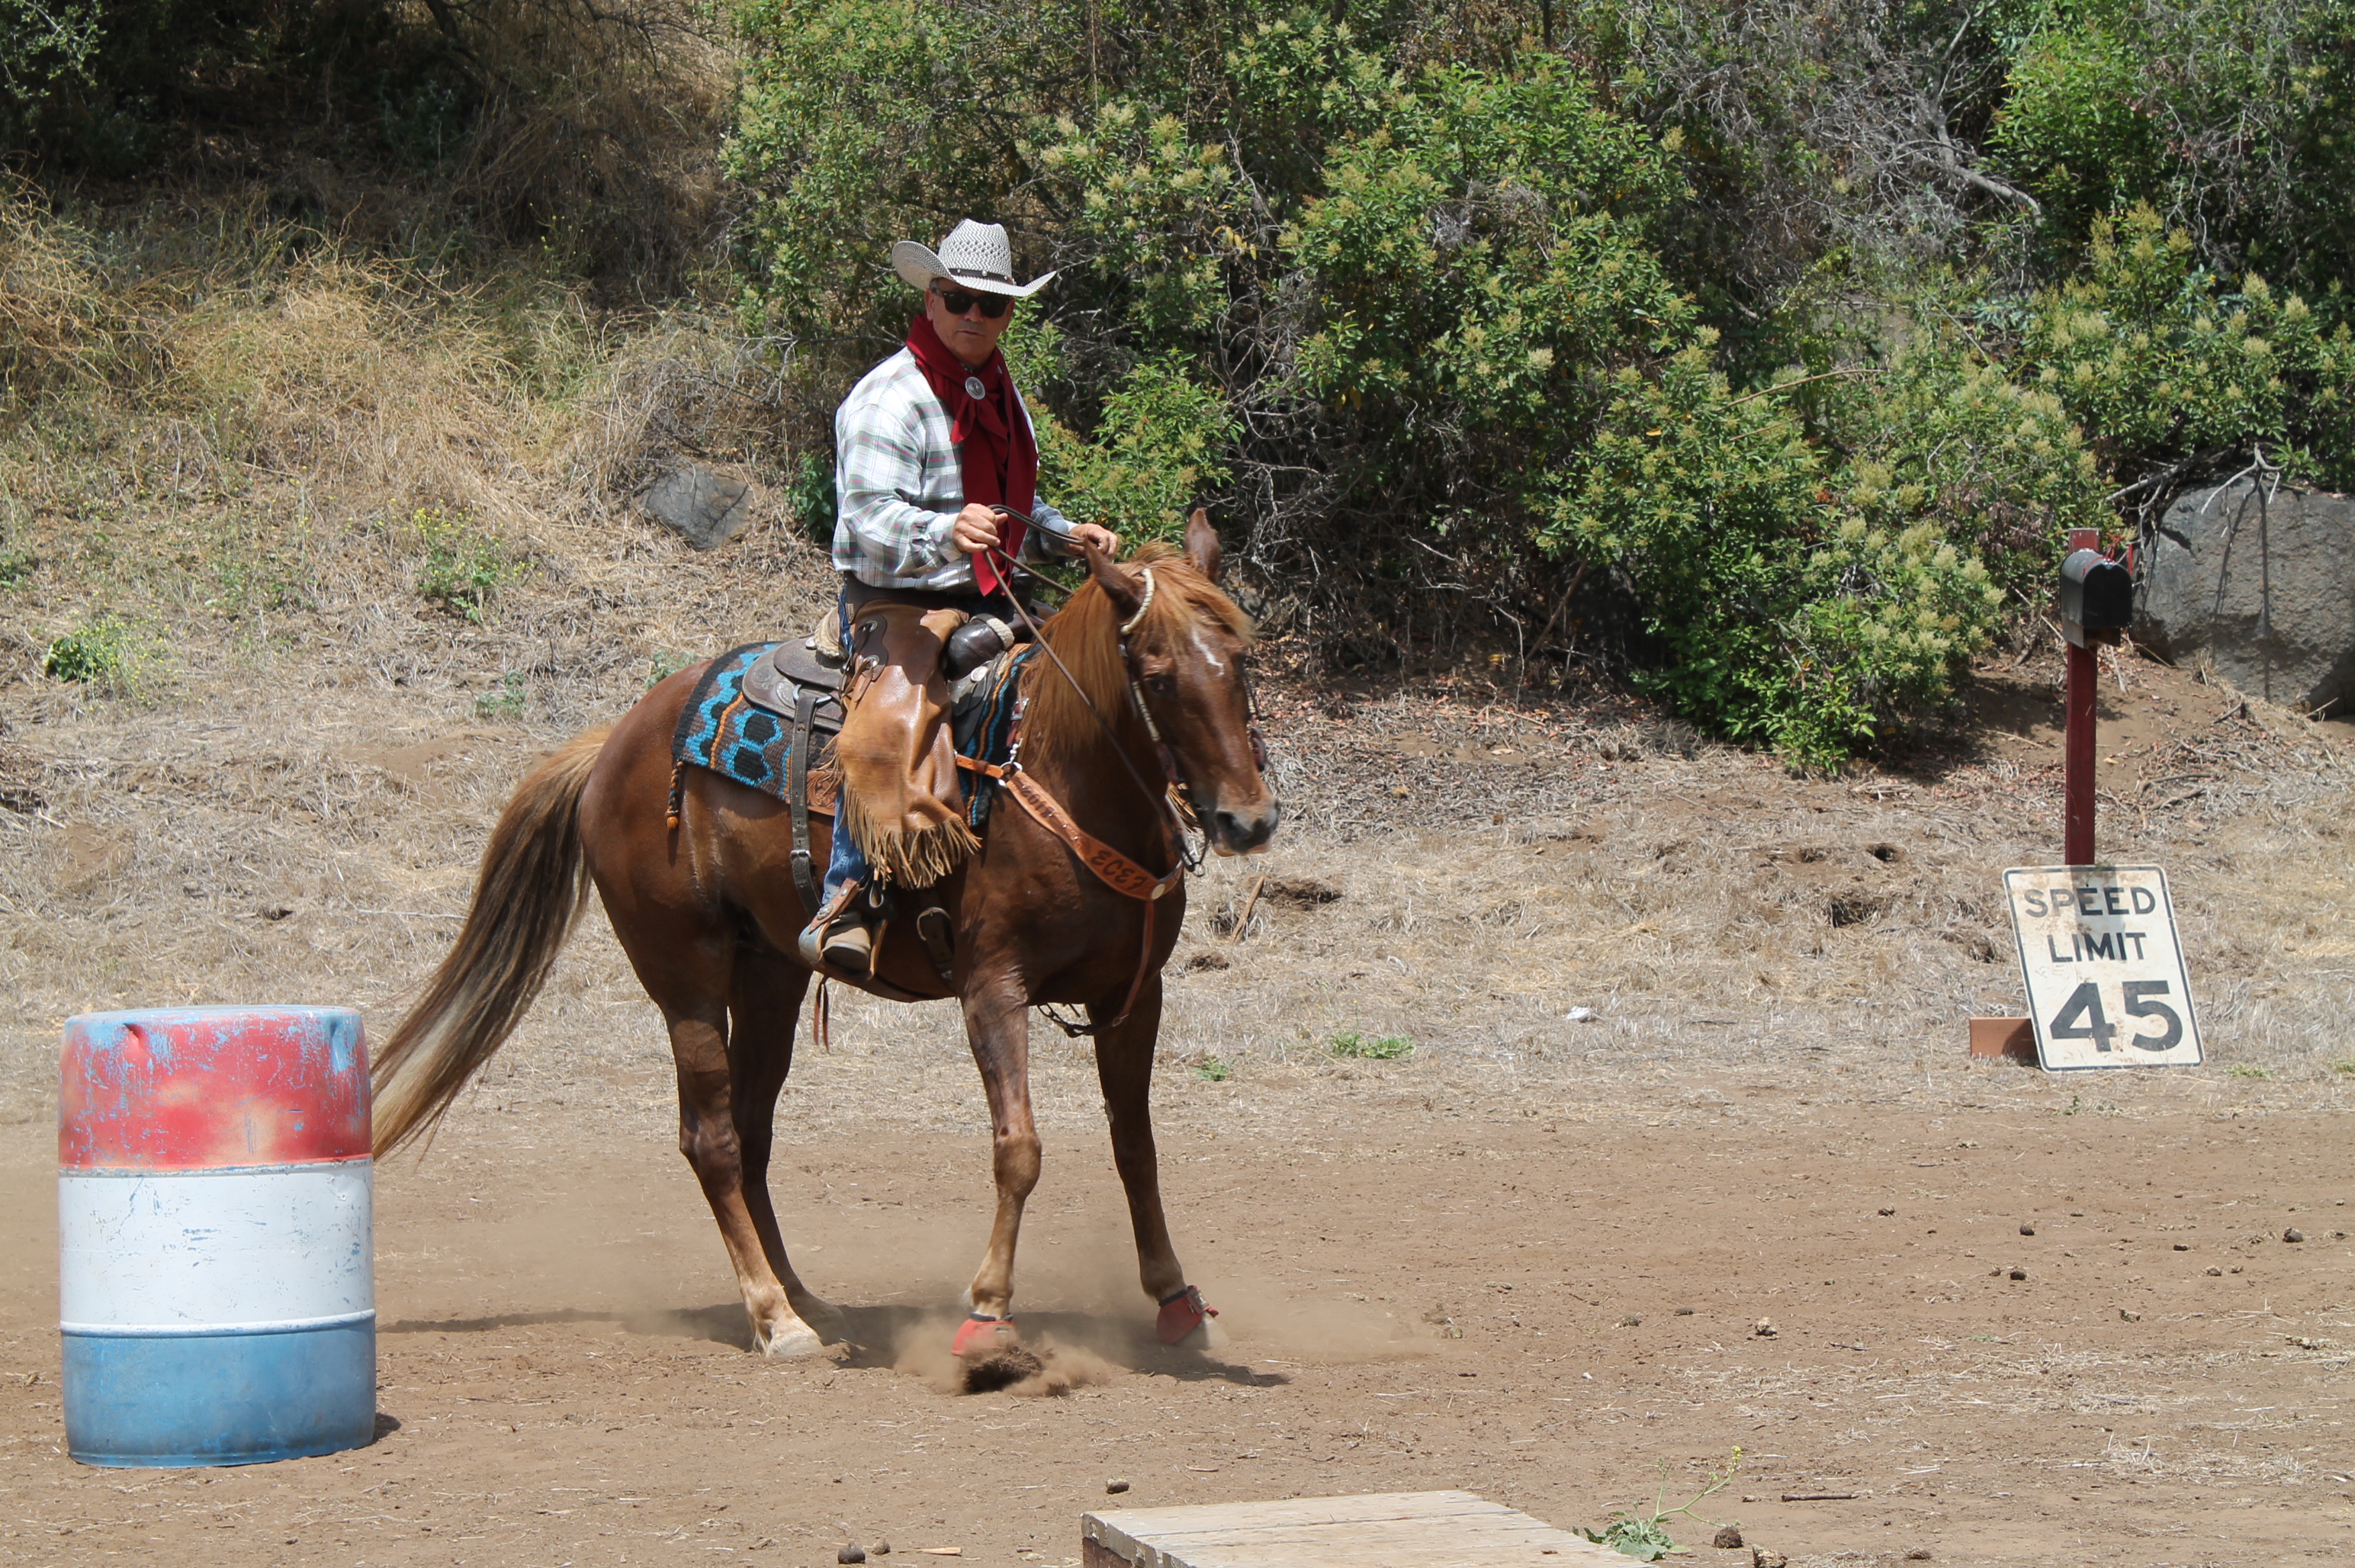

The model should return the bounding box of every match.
[932,283,1010,320]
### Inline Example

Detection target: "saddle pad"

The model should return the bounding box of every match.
[673,643,827,804]
[954,643,1037,831]
[674,641,1033,819]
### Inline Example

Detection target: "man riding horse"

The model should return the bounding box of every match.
[800,220,1121,976]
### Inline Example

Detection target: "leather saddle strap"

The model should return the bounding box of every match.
[788,684,821,911]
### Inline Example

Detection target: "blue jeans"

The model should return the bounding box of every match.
[818,589,868,917]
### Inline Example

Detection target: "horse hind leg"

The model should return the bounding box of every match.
[666,993,828,1357]
[725,948,846,1345]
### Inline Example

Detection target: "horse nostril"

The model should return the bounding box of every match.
[1215,807,1276,850]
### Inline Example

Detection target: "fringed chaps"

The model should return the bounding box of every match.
[826,600,980,887]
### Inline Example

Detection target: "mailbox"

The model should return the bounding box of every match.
[2058,548,2131,647]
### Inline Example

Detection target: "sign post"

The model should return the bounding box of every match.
[1971,530,2144,1065]
[2057,527,2132,861]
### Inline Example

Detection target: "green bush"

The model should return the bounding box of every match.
[40,612,134,684]
[410,506,512,622]
[1988,0,2355,291]
[724,0,2355,765]
[2017,204,2355,490]
[1547,348,2016,764]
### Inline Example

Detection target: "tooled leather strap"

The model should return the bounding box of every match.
[957,757,1183,903]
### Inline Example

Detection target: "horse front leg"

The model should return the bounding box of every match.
[956,977,1039,1356]
[1092,975,1224,1348]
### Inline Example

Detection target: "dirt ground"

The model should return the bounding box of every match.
[6,511,2355,1566]
[1,1094,2349,1568]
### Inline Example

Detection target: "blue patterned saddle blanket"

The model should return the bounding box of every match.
[672,641,1034,829]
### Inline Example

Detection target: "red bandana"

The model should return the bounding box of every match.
[905,314,1039,595]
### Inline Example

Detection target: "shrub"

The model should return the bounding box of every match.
[1547,348,2016,764]
[2017,204,2355,493]
[40,612,134,684]
[410,506,512,620]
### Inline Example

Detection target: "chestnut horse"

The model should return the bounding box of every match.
[370,517,1277,1356]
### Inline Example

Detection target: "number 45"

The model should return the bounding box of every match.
[2051,982,2183,1051]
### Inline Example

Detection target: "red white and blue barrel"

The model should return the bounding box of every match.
[58,1006,376,1467]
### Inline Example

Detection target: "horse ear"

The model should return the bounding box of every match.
[1184,507,1222,580]
[1084,537,1146,623]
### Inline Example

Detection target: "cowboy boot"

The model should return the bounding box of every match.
[797,881,879,976]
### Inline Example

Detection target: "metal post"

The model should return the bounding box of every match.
[2062,527,2100,866]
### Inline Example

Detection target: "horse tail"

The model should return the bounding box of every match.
[372,726,611,1158]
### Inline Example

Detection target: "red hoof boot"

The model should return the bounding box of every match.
[953,1313,1020,1358]
[1156,1285,1219,1346]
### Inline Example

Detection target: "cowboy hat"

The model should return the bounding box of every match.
[892,220,1059,299]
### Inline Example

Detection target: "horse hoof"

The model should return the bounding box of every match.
[952,1313,1020,1358]
[759,1319,825,1358]
[1156,1285,1222,1348]
[794,1294,850,1343]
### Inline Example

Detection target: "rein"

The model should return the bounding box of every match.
[963,519,1220,1036]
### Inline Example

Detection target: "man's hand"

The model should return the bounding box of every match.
[950,503,1002,555]
[1068,522,1120,557]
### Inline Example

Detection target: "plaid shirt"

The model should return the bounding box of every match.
[832,347,1080,592]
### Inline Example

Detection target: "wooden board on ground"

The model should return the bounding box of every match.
[1080,1489,1631,1568]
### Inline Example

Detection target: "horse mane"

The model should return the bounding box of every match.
[1020,541,1253,770]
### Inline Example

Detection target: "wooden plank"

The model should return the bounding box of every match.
[1081,1489,1631,1568]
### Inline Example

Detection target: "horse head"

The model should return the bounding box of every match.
[1078,512,1280,856]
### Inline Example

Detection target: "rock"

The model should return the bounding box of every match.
[1712,1525,1745,1548]
[2120,1308,2142,1322]
[1906,1551,1933,1561]
[2009,1267,2029,1280]
[872,1542,892,1556]
[2019,1223,2035,1235]
[1878,1207,1897,1216]
[2206,1265,2223,1276]
[1566,1006,1598,1023]
[2286,1227,2306,1242]
[840,1546,867,1564]
[2138,480,2355,712]
[645,464,757,551]
[1106,1479,1130,1495]
[1753,1317,1777,1338]
[2173,1242,2190,1251]
[1752,1549,1787,1568]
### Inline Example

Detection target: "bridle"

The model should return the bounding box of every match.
[980,516,1257,874]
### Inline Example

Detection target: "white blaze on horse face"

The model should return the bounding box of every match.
[1189,625,1227,676]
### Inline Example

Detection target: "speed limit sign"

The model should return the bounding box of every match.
[2003,866,2203,1070]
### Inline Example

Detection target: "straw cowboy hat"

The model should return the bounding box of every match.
[892,220,1059,298]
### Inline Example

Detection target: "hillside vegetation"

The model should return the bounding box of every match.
[3,0,2353,761]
